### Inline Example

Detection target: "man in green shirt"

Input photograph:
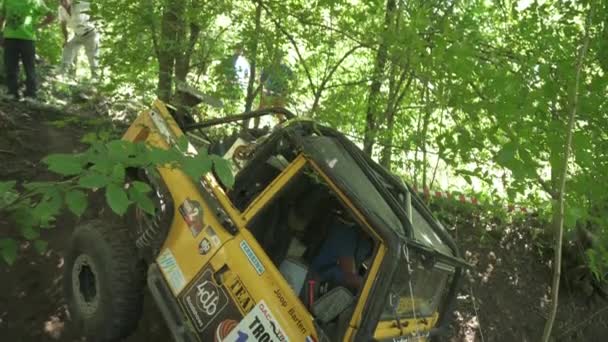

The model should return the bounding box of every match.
[0,0,54,100]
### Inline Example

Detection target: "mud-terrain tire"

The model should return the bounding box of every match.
[64,220,145,341]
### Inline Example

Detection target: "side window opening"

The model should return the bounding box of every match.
[245,165,377,340]
[228,136,297,210]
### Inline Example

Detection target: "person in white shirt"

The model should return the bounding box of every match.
[233,44,250,93]
[58,0,98,78]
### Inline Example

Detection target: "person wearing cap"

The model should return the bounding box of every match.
[58,0,98,78]
[0,0,55,100]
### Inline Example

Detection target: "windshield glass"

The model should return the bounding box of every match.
[411,205,453,256]
[302,136,405,238]
[381,251,454,320]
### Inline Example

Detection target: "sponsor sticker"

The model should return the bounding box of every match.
[206,226,222,246]
[179,198,204,237]
[179,268,229,333]
[227,275,255,314]
[274,288,307,336]
[225,300,289,342]
[199,238,212,255]
[240,240,265,275]
[157,248,186,294]
[215,319,239,341]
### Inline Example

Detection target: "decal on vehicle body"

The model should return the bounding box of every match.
[199,238,212,255]
[206,226,221,246]
[179,268,229,333]
[225,300,289,342]
[274,288,308,336]
[157,248,186,294]
[177,267,243,341]
[227,275,255,313]
[240,240,265,275]
[179,198,204,237]
[215,319,238,341]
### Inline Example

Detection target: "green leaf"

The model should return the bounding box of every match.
[33,240,48,255]
[495,142,517,167]
[176,135,190,152]
[78,172,108,189]
[132,181,153,194]
[212,156,235,189]
[33,187,63,227]
[0,238,18,265]
[107,140,137,161]
[147,147,174,166]
[0,181,19,208]
[43,154,83,176]
[105,183,131,216]
[0,181,17,194]
[128,187,156,215]
[111,164,126,183]
[66,190,88,217]
[81,132,98,144]
[564,205,585,230]
[11,206,35,230]
[23,182,51,191]
[181,155,213,181]
[22,226,40,240]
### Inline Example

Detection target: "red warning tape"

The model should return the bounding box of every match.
[412,186,530,214]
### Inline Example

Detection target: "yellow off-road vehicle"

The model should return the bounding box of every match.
[64,93,468,342]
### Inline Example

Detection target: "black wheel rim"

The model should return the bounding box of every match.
[72,254,100,316]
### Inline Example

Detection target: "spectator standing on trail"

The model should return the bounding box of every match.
[232,44,250,93]
[0,0,55,100]
[58,0,98,79]
[259,51,294,110]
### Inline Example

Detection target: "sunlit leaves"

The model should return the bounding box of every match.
[211,155,235,189]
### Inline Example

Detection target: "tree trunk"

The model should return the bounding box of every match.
[244,0,263,123]
[175,23,201,83]
[157,0,186,101]
[421,85,431,189]
[362,0,396,156]
[541,13,591,341]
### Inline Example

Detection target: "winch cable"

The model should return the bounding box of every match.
[469,283,486,342]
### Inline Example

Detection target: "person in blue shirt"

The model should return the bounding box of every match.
[310,215,373,292]
[259,50,294,109]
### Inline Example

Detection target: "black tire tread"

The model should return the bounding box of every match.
[66,219,145,341]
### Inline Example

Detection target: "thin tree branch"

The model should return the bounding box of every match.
[324,78,373,90]
[311,44,365,112]
[541,7,593,341]
[283,11,373,49]
[558,305,608,338]
[260,2,317,97]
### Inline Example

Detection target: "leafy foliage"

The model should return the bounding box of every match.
[5,0,606,286]
[0,132,231,265]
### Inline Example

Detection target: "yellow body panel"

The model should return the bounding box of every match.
[122,100,440,342]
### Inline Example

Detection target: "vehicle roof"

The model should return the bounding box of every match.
[259,119,456,257]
